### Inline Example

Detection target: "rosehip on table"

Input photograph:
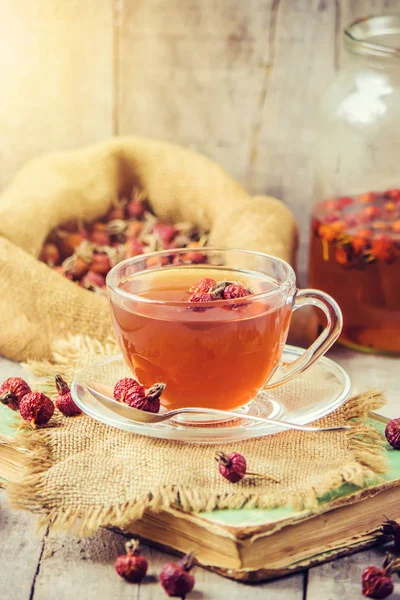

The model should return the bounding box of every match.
[19,392,54,426]
[55,374,82,417]
[0,377,31,411]
[115,539,148,583]
[361,556,400,599]
[385,418,400,449]
[160,553,195,599]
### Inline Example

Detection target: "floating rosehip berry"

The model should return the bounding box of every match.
[91,252,111,275]
[189,277,216,294]
[19,392,54,426]
[0,377,31,411]
[160,553,195,599]
[335,247,348,266]
[385,418,400,449]
[381,519,400,553]
[361,556,400,599]
[55,375,81,417]
[362,206,381,222]
[115,539,148,583]
[223,284,251,300]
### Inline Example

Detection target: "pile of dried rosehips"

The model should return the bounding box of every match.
[0,375,81,425]
[40,188,209,292]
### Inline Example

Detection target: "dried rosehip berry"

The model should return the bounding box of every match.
[160,553,195,598]
[55,375,81,417]
[107,206,125,221]
[40,243,61,267]
[146,256,170,268]
[114,378,144,403]
[359,192,377,204]
[381,519,400,553]
[223,284,251,300]
[322,213,340,224]
[362,565,393,598]
[335,247,348,266]
[361,556,400,599]
[385,418,400,449]
[216,451,279,484]
[127,199,145,219]
[189,277,216,294]
[115,539,148,583]
[19,392,54,426]
[91,252,111,275]
[153,223,178,247]
[216,451,247,483]
[65,255,91,279]
[362,206,381,221]
[384,189,400,201]
[90,229,111,246]
[127,238,145,257]
[58,232,85,258]
[0,377,31,411]
[81,270,106,290]
[392,220,400,234]
[114,378,165,413]
[126,383,166,413]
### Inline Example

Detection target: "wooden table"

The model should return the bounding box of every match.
[1,349,399,599]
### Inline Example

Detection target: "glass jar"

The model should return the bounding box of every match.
[309,15,400,355]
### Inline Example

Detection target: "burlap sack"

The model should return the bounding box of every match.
[0,137,297,362]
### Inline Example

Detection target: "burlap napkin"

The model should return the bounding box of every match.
[5,336,386,536]
[0,136,297,363]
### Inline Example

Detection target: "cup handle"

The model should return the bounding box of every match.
[264,289,343,389]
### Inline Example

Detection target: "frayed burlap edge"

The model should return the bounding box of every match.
[4,337,387,537]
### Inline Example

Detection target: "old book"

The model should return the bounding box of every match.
[1,410,398,581]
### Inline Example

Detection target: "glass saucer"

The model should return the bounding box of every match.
[71,345,351,444]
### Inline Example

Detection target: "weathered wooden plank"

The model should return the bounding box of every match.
[306,546,392,600]
[330,346,399,418]
[0,0,113,190]
[0,491,45,600]
[246,0,338,275]
[117,0,274,186]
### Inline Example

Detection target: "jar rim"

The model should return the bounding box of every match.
[344,14,400,59]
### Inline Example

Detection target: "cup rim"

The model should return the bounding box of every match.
[106,247,296,306]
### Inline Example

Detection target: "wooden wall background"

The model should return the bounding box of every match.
[1,0,399,272]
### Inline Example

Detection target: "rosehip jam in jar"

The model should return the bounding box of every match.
[309,189,400,354]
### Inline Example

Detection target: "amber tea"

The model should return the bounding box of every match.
[109,266,292,411]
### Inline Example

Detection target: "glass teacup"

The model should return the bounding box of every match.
[107,248,342,411]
